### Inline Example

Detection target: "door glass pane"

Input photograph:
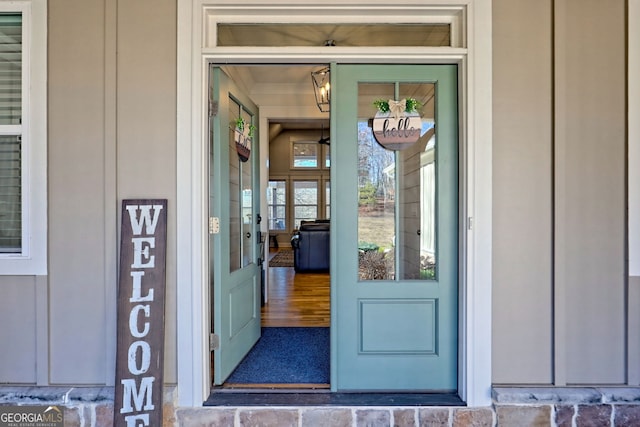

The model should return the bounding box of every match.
[357,81,437,281]
[229,99,255,271]
[240,108,253,268]
[229,98,241,271]
[357,83,395,280]
[293,180,317,228]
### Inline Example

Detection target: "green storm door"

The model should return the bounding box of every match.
[210,66,262,385]
[332,64,458,391]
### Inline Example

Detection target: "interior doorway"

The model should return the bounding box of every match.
[210,62,460,392]
[227,110,333,387]
[179,1,493,407]
[209,64,332,389]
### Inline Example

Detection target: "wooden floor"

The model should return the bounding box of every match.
[261,249,330,327]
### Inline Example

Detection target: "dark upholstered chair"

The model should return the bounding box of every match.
[290,221,330,272]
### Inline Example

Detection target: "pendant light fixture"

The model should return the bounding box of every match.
[311,66,331,113]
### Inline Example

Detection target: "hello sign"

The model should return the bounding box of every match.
[372,98,423,151]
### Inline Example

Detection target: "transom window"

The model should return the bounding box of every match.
[216,24,451,47]
[291,141,319,168]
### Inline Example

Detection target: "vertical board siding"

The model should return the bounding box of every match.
[554,0,626,384]
[630,276,640,385]
[399,139,425,278]
[117,0,178,383]
[492,0,553,384]
[47,0,178,384]
[48,0,108,384]
[0,277,36,383]
[41,0,629,388]
[493,0,627,386]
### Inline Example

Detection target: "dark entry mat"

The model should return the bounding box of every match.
[204,391,465,406]
[225,327,329,384]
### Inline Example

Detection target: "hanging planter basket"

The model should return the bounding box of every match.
[371,98,423,151]
[234,118,255,162]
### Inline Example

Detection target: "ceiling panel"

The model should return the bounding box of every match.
[217,24,450,47]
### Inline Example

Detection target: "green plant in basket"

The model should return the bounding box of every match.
[235,117,256,138]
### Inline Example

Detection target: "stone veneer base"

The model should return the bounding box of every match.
[1,386,640,426]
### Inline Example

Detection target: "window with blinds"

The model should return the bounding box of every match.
[0,13,22,253]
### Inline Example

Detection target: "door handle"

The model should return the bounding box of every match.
[417,229,421,236]
[246,232,251,238]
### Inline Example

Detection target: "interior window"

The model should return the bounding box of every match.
[293,180,318,228]
[324,180,331,219]
[267,180,287,230]
[291,141,319,168]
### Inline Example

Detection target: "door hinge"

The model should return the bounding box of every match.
[209,217,220,234]
[209,99,218,117]
[210,333,219,351]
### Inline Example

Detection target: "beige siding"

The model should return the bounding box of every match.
[116,0,177,384]
[493,0,627,385]
[0,277,37,383]
[1,0,629,389]
[492,0,553,384]
[49,0,110,384]
[554,0,626,384]
[630,276,640,384]
[398,136,430,279]
[47,0,177,384]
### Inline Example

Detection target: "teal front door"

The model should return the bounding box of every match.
[332,65,458,391]
[210,66,262,385]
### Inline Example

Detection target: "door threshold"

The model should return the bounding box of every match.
[219,383,330,391]
[205,389,465,406]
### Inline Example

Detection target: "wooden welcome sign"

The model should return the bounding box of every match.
[114,200,167,427]
[372,98,423,151]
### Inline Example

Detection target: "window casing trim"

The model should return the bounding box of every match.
[0,0,47,275]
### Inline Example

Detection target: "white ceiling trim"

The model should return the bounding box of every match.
[203,47,467,62]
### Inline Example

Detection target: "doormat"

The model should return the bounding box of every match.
[204,391,465,406]
[269,250,293,267]
[225,327,329,384]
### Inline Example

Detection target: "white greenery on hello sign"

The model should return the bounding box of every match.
[373,98,422,114]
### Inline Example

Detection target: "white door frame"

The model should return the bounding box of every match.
[176,0,492,407]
